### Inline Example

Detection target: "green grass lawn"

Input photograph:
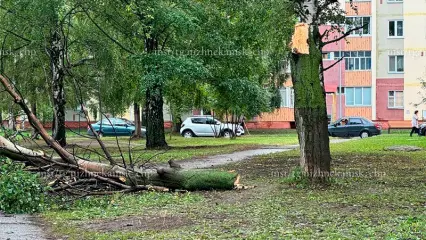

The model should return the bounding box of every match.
[32,133,300,163]
[42,133,426,239]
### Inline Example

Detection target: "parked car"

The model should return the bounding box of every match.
[180,116,244,138]
[87,118,146,137]
[419,123,426,135]
[328,117,381,138]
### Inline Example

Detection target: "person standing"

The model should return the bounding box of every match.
[410,110,419,137]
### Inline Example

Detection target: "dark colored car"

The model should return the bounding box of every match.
[87,118,146,137]
[419,123,426,135]
[328,117,381,138]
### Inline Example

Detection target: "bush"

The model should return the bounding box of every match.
[0,158,47,213]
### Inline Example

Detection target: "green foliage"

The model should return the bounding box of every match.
[269,87,282,109]
[0,158,47,214]
[280,166,310,188]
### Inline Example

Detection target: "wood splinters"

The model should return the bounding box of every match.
[234,184,256,190]
[118,176,127,183]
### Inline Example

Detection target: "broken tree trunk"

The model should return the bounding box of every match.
[0,135,238,191]
[290,19,331,182]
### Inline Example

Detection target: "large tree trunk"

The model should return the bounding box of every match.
[133,103,142,138]
[31,102,40,139]
[290,22,331,182]
[49,29,67,147]
[145,84,168,149]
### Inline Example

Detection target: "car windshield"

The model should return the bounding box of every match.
[332,119,343,125]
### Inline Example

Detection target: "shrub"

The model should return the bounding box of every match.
[0,158,47,213]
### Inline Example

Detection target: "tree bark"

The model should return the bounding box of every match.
[173,115,182,133]
[49,29,67,147]
[290,20,331,182]
[145,84,168,149]
[133,103,142,138]
[141,106,147,127]
[8,103,16,131]
[31,102,40,139]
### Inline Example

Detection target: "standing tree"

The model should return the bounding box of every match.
[290,0,363,182]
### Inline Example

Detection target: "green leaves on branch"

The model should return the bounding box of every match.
[0,158,47,214]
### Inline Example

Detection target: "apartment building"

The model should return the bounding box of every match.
[248,0,426,129]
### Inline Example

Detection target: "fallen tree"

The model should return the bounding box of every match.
[0,74,241,194]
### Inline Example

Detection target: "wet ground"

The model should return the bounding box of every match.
[0,212,48,240]
[0,137,355,240]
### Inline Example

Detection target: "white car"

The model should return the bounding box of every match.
[180,116,244,138]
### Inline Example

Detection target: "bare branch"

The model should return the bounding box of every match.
[82,8,135,54]
[70,57,94,68]
[321,55,344,73]
[321,23,366,47]
[0,74,78,165]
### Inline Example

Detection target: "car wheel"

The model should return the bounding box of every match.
[131,131,135,136]
[182,130,194,138]
[360,131,369,139]
[96,131,104,138]
[223,130,234,138]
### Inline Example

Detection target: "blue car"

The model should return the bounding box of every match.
[87,118,146,137]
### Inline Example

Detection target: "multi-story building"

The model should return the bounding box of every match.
[248,0,426,129]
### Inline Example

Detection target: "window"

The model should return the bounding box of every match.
[346,17,371,35]
[388,91,404,108]
[345,87,372,106]
[337,87,345,94]
[280,87,294,108]
[322,52,332,60]
[191,118,206,124]
[206,118,219,125]
[349,118,363,125]
[335,51,371,70]
[113,119,127,126]
[389,20,403,37]
[389,55,404,73]
[99,119,112,125]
